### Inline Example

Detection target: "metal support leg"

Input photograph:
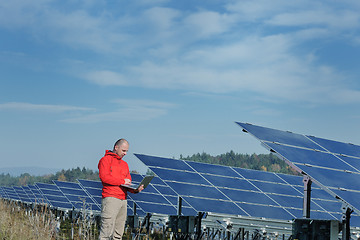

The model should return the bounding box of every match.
[303,176,312,218]
[341,205,353,240]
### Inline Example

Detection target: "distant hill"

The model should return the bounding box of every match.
[0,167,61,177]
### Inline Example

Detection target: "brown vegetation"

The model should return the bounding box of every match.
[0,200,57,239]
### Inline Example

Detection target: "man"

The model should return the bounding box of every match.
[98,138,144,239]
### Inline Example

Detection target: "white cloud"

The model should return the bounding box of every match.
[83,70,129,86]
[267,10,360,30]
[0,102,95,112]
[111,98,176,109]
[62,98,176,123]
[183,11,235,38]
[3,1,360,106]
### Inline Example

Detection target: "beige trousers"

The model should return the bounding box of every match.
[99,197,127,240]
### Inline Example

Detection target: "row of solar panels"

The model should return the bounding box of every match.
[0,175,150,216]
[1,154,360,228]
[2,121,360,230]
[5,158,355,223]
[134,154,360,227]
[235,123,360,220]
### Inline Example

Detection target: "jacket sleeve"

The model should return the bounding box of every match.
[98,157,126,186]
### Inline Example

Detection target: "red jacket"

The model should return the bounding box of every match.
[98,150,131,200]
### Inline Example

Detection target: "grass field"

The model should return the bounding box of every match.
[0,199,160,240]
[0,200,57,239]
[0,200,102,240]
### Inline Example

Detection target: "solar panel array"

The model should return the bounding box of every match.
[236,122,360,225]
[2,131,360,230]
[134,154,360,227]
[0,173,165,217]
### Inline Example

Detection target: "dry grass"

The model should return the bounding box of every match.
[0,200,57,240]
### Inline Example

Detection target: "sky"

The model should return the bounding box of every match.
[1,0,360,174]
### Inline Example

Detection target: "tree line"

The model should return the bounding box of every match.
[0,152,297,186]
[180,151,298,175]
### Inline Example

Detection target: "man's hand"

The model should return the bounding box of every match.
[124,178,131,185]
[135,184,144,193]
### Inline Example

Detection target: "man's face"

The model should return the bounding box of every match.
[114,142,129,158]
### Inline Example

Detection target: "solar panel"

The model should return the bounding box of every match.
[134,153,349,224]
[13,186,31,203]
[2,186,21,201]
[53,180,100,212]
[28,184,48,205]
[236,122,360,226]
[0,187,5,198]
[21,185,37,203]
[77,177,145,216]
[35,182,73,210]
[129,173,175,215]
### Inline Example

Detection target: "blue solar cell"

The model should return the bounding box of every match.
[164,196,191,207]
[202,175,258,191]
[59,187,89,196]
[28,185,48,203]
[268,194,303,208]
[250,181,301,196]
[236,122,322,150]
[234,167,284,183]
[129,192,172,205]
[239,203,295,219]
[187,161,240,177]
[85,188,102,196]
[221,189,276,205]
[66,195,94,204]
[78,179,102,189]
[140,184,158,193]
[13,186,31,203]
[286,209,303,219]
[152,185,177,196]
[45,194,69,202]
[183,197,247,216]
[54,180,83,189]
[40,189,64,196]
[181,207,198,216]
[135,202,177,215]
[267,143,357,172]
[308,135,360,158]
[331,189,360,211]
[36,182,59,190]
[149,176,168,185]
[312,199,342,214]
[166,181,228,200]
[135,154,193,171]
[93,196,102,205]
[51,202,74,209]
[2,187,20,201]
[311,188,337,201]
[338,155,360,173]
[308,211,336,220]
[151,168,210,185]
[351,216,360,228]
[276,173,303,186]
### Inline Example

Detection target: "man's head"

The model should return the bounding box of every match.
[113,138,129,158]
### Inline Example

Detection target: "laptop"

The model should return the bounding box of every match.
[121,175,154,190]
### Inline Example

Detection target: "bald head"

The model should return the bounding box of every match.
[113,138,129,150]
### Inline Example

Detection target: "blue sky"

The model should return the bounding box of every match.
[1,0,360,174]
